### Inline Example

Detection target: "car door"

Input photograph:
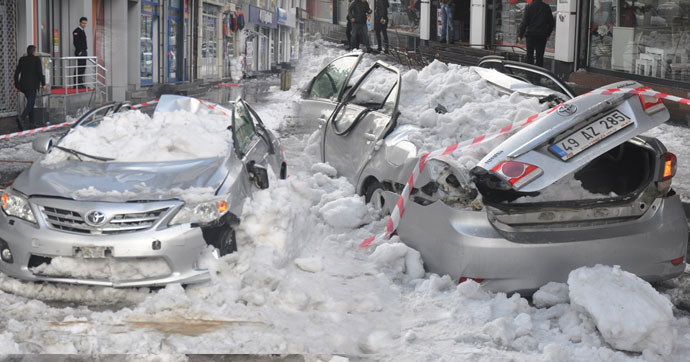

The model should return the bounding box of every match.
[232,99,272,189]
[322,61,401,185]
[300,53,364,129]
[474,80,670,192]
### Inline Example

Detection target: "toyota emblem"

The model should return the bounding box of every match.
[85,211,107,226]
[557,104,578,116]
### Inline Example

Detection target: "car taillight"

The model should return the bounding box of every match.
[491,161,543,190]
[661,152,676,181]
[638,87,665,114]
[671,256,684,266]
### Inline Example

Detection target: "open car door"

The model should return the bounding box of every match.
[300,52,364,129]
[474,81,670,193]
[321,61,401,185]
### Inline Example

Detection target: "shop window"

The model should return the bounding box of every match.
[494,0,556,53]
[141,1,160,86]
[588,0,690,82]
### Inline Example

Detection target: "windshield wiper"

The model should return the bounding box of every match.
[53,145,115,162]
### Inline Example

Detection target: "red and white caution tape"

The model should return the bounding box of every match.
[130,98,160,109]
[0,121,77,141]
[360,87,690,248]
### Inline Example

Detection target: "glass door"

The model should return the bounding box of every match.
[168,0,183,82]
[141,1,160,86]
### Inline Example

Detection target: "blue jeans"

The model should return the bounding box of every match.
[441,4,454,41]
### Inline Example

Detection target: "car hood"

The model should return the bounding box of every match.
[13,157,229,201]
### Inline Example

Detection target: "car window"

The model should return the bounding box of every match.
[504,65,566,96]
[80,105,116,127]
[234,102,257,154]
[310,56,359,101]
[348,66,398,115]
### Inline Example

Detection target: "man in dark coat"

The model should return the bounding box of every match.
[374,0,389,53]
[349,0,373,52]
[14,45,46,130]
[517,0,555,67]
[73,16,88,88]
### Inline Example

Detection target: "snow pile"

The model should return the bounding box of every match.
[30,256,171,282]
[42,109,233,164]
[369,239,426,281]
[513,173,617,203]
[71,185,217,203]
[568,265,676,356]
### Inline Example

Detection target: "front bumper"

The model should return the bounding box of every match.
[0,201,211,288]
[396,193,688,294]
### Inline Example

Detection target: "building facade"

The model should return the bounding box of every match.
[5,0,305,113]
[307,0,690,90]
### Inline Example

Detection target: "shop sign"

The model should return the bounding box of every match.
[248,5,278,28]
[277,7,288,24]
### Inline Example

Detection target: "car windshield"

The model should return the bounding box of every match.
[41,104,234,165]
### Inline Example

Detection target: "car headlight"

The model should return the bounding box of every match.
[1,189,37,223]
[169,199,229,225]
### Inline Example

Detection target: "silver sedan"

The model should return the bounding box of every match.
[299,53,687,294]
[0,95,287,287]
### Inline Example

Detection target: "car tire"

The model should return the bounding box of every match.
[214,225,237,256]
[365,180,388,213]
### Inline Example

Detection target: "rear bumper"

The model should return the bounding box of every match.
[0,211,210,288]
[396,193,688,294]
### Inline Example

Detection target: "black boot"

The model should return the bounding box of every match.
[15,116,24,131]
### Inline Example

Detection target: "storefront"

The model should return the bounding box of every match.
[248,5,277,71]
[276,7,296,64]
[167,0,188,82]
[201,2,220,78]
[587,0,690,83]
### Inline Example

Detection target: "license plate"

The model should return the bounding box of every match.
[73,246,113,258]
[549,110,632,161]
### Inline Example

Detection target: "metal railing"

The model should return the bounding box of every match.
[50,56,108,121]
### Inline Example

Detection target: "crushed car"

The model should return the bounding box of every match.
[0,95,287,287]
[299,52,687,294]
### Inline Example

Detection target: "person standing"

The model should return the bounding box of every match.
[14,45,46,130]
[73,16,88,89]
[517,0,555,67]
[349,0,374,53]
[374,0,389,53]
[439,0,455,44]
[346,0,354,49]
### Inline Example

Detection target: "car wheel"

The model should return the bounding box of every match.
[214,225,237,256]
[365,180,388,214]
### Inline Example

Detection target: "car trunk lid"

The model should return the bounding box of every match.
[473,81,670,193]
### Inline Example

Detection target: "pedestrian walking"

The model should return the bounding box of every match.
[346,0,354,49]
[517,0,555,68]
[73,16,88,89]
[349,0,374,53]
[374,0,389,53]
[13,45,46,130]
[439,0,455,44]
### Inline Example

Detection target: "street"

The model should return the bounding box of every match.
[0,39,689,361]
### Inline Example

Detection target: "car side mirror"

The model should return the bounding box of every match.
[247,161,269,189]
[32,135,54,154]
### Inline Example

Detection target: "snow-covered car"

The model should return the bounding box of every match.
[299,53,687,293]
[0,95,287,287]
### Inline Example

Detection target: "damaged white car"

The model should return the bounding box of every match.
[0,95,286,287]
[300,53,687,293]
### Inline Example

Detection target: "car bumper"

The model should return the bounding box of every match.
[396,193,688,294]
[0,212,211,288]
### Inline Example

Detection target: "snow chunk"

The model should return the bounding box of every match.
[369,242,425,280]
[568,265,675,356]
[294,257,324,273]
[533,282,570,308]
[311,162,338,177]
[319,196,368,228]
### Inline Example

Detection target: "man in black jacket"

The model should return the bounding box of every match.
[73,16,88,88]
[374,0,389,53]
[349,0,373,52]
[517,0,555,67]
[14,45,46,130]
